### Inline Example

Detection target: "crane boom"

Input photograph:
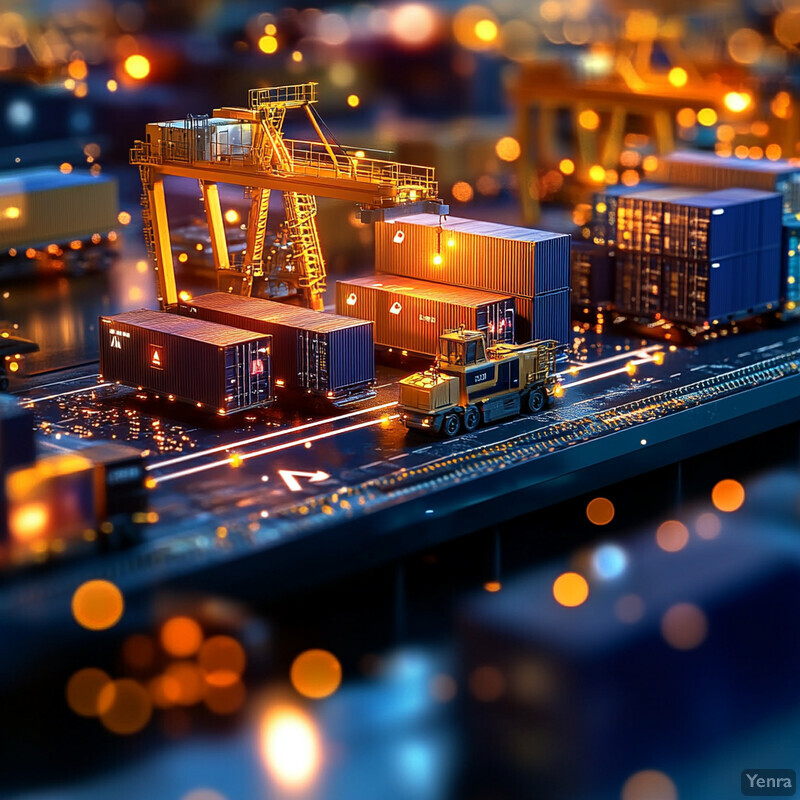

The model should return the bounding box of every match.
[131,82,446,310]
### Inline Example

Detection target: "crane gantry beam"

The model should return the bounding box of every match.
[132,82,445,311]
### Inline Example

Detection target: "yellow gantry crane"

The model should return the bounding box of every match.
[131,82,445,311]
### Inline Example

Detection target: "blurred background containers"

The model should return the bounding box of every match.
[178,292,375,405]
[0,168,118,252]
[782,214,800,319]
[335,275,515,358]
[655,151,800,215]
[570,242,614,312]
[99,309,273,414]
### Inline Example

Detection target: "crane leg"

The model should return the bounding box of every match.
[148,178,177,308]
[200,180,231,274]
[245,188,270,277]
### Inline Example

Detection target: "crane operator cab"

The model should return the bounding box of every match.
[398,327,560,437]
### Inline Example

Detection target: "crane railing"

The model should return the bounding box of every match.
[249,83,318,109]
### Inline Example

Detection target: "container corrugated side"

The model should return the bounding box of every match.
[335,276,515,357]
[571,242,613,309]
[514,289,571,346]
[178,293,374,394]
[99,309,273,413]
[655,151,800,214]
[0,171,119,250]
[375,214,570,295]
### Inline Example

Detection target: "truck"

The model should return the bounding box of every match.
[398,327,560,437]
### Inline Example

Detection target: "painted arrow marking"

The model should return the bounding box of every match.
[278,469,330,492]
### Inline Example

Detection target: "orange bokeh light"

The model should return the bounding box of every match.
[711,479,745,512]
[290,649,342,699]
[160,616,203,658]
[586,497,615,526]
[71,580,124,630]
[553,572,589,607]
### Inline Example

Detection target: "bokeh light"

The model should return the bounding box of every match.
[97,679,153,734]
[495,136,521,162]
[615,594,645,624]
[66,668,113,717]
[161,616,203,658]
[586,496,614,525]
[260,706,321,790]
[661,603,708,650]
[711,479,745,512]
[390,3,438,46]
[198,635,246,686]
[124,54,150,80]
[290,649,342,699]
[622,770,678,800]
[592,543,628,580]
[72,580,124,630]
[468,665,505,701]
[695,512,722,540]
[655,520,689,552]
[553,572,589,607]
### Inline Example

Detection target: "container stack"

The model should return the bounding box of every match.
[570,241,613,312]
[608,187,783,325]
[335,275,515,358]
[370,214,571,346]
[177,292,375,405]
[655,151,800,215]
[782,214,800,319]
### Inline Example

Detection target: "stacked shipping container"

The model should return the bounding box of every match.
[610,187,782,324]
[335,275,515,358]
[655,151,800,215]
[782,215,800,319]
[99,310,273,414]
[570,242,614,311]
[374,214,571,346]
[178,293,375,404]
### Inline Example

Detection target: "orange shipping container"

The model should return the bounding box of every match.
[375,214,571,296]
[335,276,515,358]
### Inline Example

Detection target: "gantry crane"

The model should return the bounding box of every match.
[131,82,446,311]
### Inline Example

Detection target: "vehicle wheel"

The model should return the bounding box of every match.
[442,412,461,437]
[526,387,546,413]
[463,405,480,432]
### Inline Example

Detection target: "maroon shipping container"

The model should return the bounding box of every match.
[177,293,375,405]
[99,309,273,415]
[335,275,515,358]
[375,214,571,296]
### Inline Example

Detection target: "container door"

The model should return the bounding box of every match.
[226,341,270,411]
[298,331,328,392]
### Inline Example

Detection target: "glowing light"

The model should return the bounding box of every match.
[178,290,192,302]
[198,636,246,686]
[4,205,20,220]
[695,512,721,540]
[697,108,718,127]
[72,580,124,630]
[588,164,606,183]
[68,59,88,81]
[474,18,498,43]
[291,50,303,62]
[727,27,763,65]
[346,94,360,108]
[711,479,744,512]
[432,253,443,267]
[622,770,678,800]
[205,678,245,714]
[483,581,501,592]
[766,143,782,161]
[655,520,689,552]
[8,361,19,373]
[495,136,521,162]
[124,54,150,80]
[264,23,277,35]
[260,706,321,790]
[667,67,687,88]
[161,616,203,658]
[642,155,658,173]
[67,668,113,717]
[661,603,708,650]
[178,252,188,263]
[258,35,278,54]
[676,108,696,128]
[452,181,474,202]
[98,678,153,734]
[553,572,589,607]
[164,661,206,705]
[724,91,751,113]
[592,544,627,580]
[578,109,600,130]
[118,211,132,225]
[559,158,575,175]
[390,4,438,46]
[59,162,73,174]
[586,497,614,526]
[106,79,118,92]
[224,209,240,224]
[290,649,342,699]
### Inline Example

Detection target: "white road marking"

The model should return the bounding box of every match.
[22,382,114,404]
[278,469,329,492]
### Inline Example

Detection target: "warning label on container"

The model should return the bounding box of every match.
[150,344,163,370]
[250,358,264,376]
